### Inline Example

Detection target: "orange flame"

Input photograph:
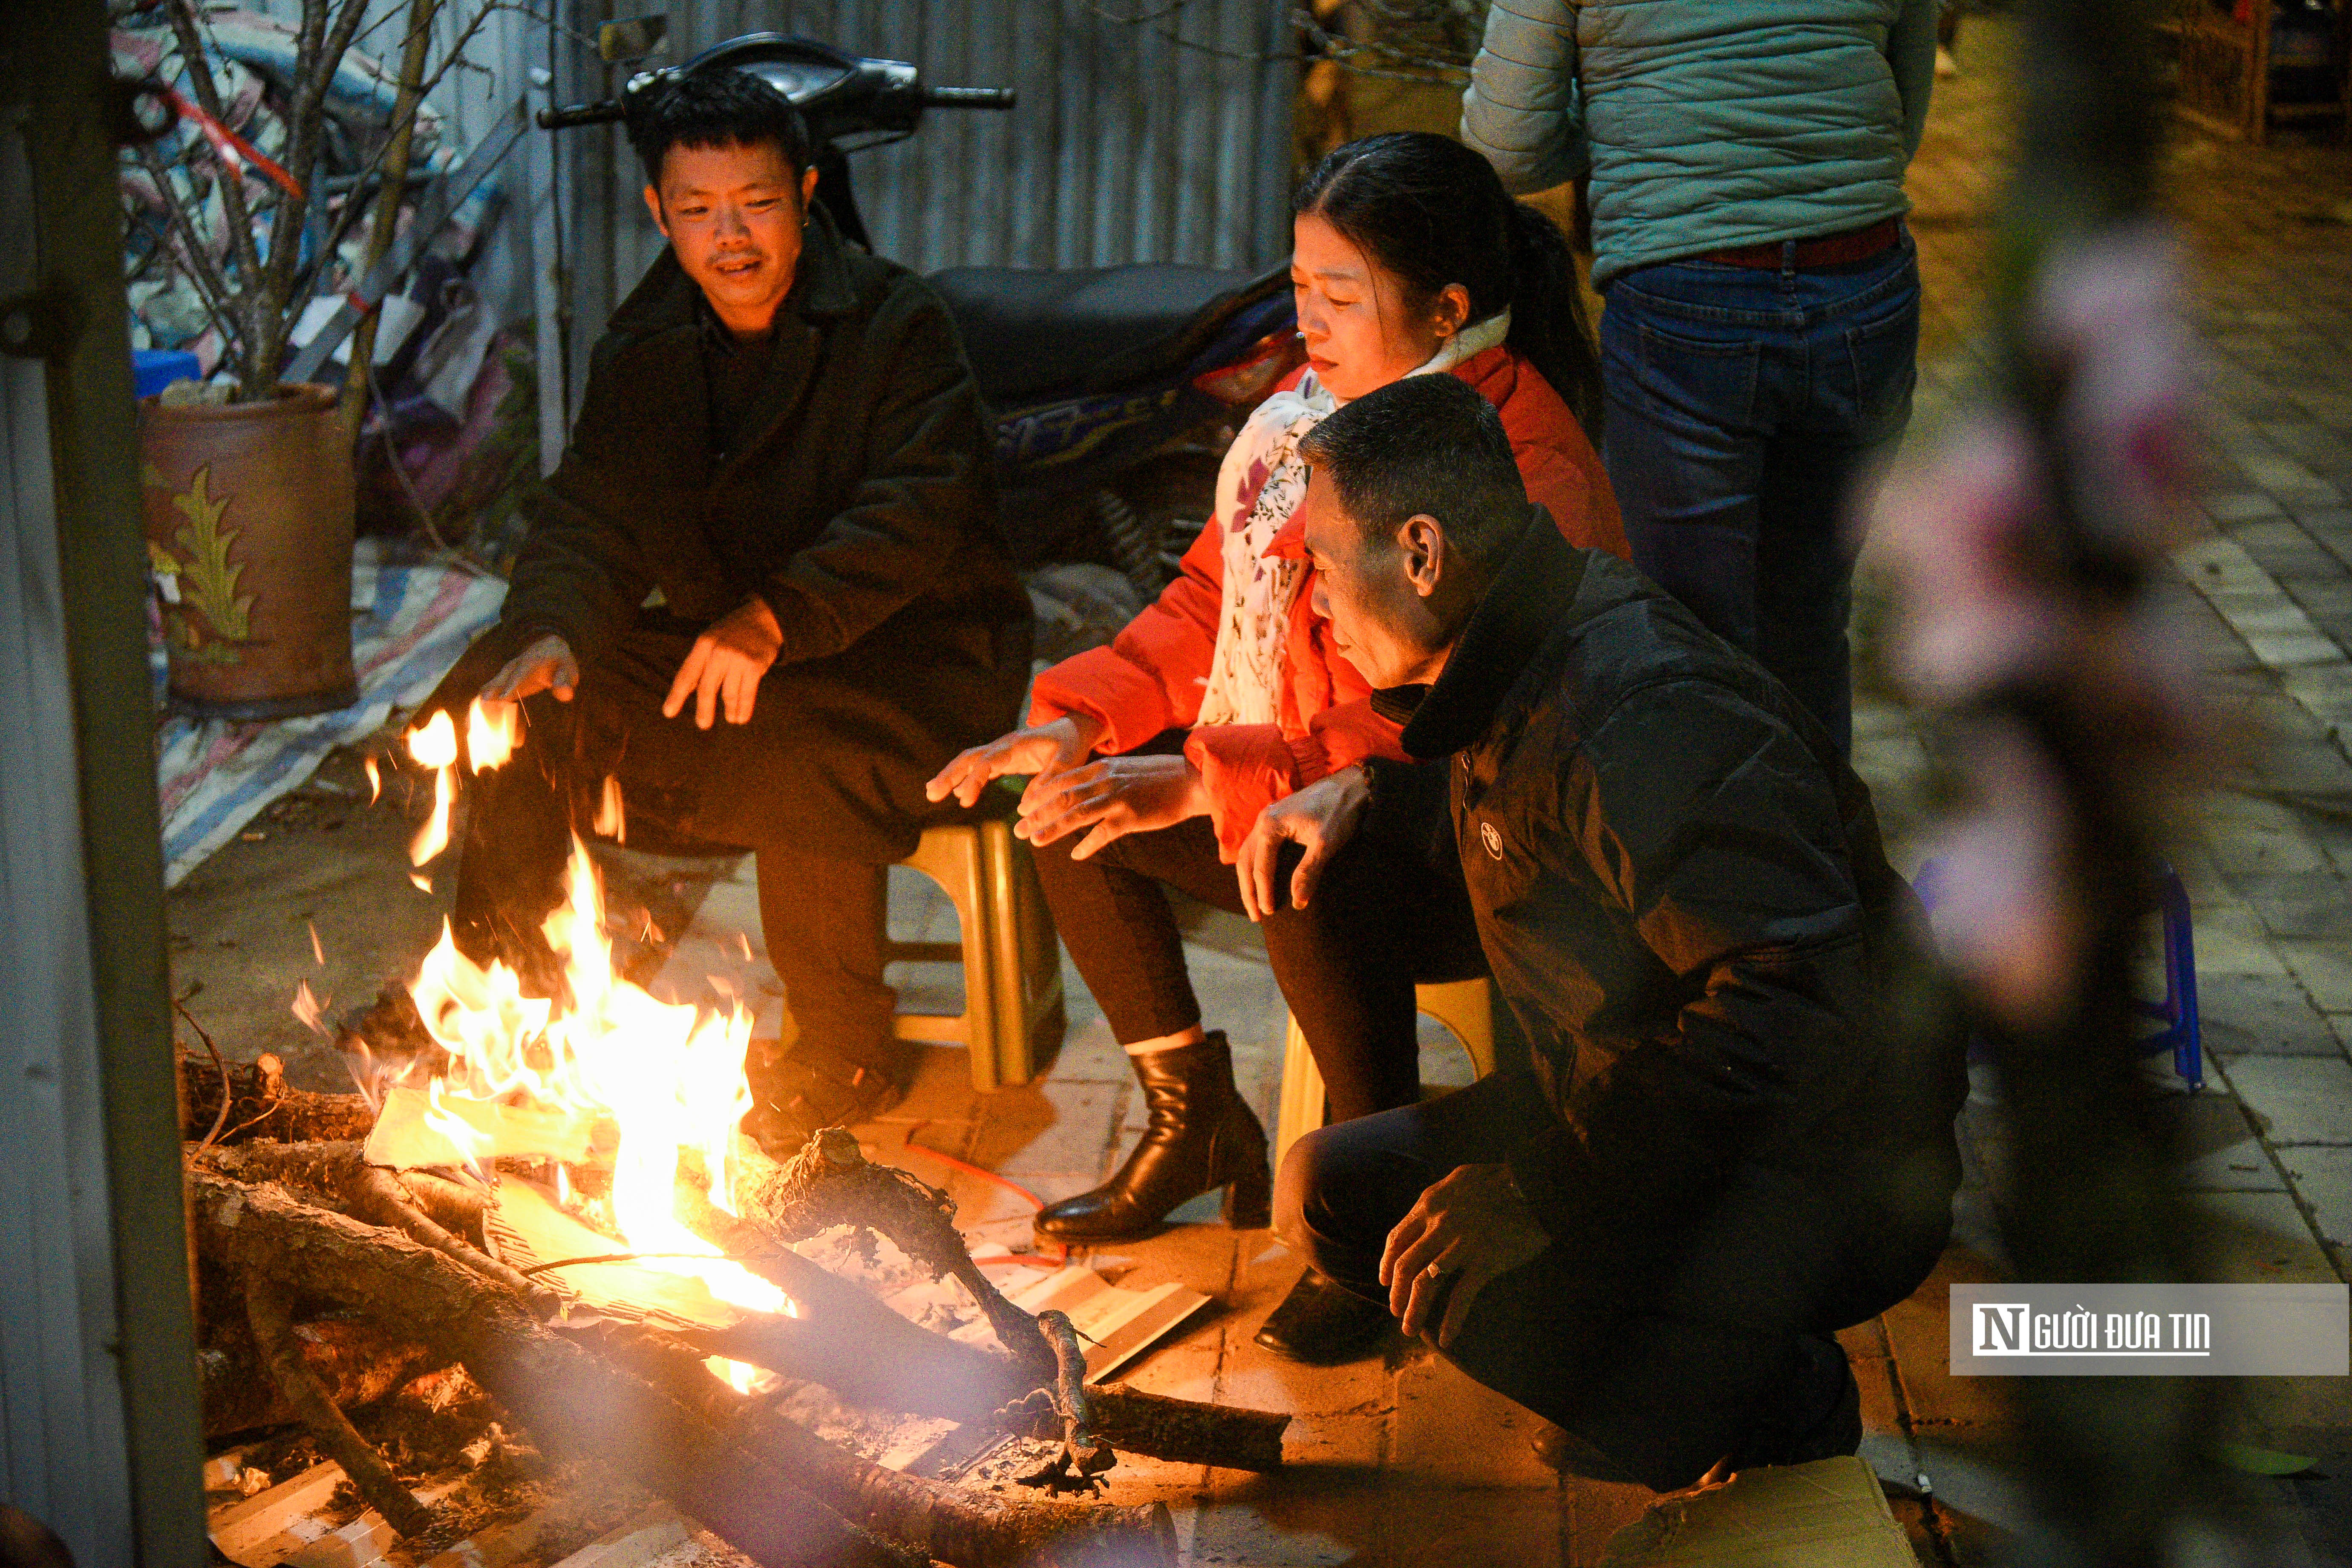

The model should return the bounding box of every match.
[466,699,519,772]
[406,712,459,865]
[291,979,331,1037]
[363,755,382,805]
[593,775,626,844]
[404,837,790,1321]
[308,920,325,966]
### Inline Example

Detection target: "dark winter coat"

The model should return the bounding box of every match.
[470,209,1032,862]
[1371,508,1965,1326]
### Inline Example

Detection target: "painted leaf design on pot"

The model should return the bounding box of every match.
[166,464,254,645]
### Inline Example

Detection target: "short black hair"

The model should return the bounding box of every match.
[627,67,815,190]
[1297,375,1529,573]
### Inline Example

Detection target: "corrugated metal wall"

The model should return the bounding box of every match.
[550,0,1298,406]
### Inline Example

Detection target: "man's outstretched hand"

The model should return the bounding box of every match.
[664,596,784,728]
[925,714,1104,810]
[1379,1163,1549,1349]
[1238,764,1369,922]
[480,633,580,709]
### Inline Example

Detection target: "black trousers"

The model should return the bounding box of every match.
[1026,746,1485,1123]
[447,657,898,1072]
[1276,1070,1949,1491]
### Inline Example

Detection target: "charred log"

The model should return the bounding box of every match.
[245,1272,440,1536]
[1018,1385,1288,1476]
[190,1171,919,1568]
[675,1168,1287,1470]
[582,1323,1176,1568]
[176,1049,375,1144]
[199,1317,443,1438]
[750,1130,1051,1380]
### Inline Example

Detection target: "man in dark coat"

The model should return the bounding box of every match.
[432,69,1030,1140]
[1243,374,1965,1490]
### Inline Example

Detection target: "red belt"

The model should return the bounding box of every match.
[1695,217,1902,271]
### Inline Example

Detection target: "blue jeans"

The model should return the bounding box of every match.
[1599,238,1921,754]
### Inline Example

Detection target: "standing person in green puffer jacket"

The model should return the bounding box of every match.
[1461,0,1940,757]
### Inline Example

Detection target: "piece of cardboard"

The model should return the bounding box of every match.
[1005,1264,1215,1383]
[1599,1456,1919,1567]
[208,1462,346,1566]
[547,1505,693,1568]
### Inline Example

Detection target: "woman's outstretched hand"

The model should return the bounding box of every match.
[925,714,1104,810]
[1013,751,1208,860]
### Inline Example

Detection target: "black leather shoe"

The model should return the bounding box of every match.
[1253,1269,1390,1364]
[1034,1032,1270,1244]
[742,1045,902,1156]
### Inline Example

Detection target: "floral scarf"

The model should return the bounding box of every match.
[1195,310,1513,729]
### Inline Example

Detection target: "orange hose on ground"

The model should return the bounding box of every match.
[901,1121,1069,1265]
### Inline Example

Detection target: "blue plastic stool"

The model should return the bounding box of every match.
[1912,858,2203,1091]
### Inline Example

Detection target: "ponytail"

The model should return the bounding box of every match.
[1297,132,1605,441]
[1502,201,1604,438]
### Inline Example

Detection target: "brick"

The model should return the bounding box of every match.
[2192,1190,2340,1284]
[1388,1354,1557,1489]
[2279,941,2352,1012]
[2273,1146,2352,1260]
[2221,1055,2352,1144]
[2201,968,2344,1058]
[2221,870,2352,939]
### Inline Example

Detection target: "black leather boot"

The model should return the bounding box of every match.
[1035,1032,1271,1244]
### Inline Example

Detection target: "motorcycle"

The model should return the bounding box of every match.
[542,32,1304,593]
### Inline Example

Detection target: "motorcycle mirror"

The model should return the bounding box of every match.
[598,15,668,63]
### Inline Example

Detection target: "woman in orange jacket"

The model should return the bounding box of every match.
[928,132,1627,1359]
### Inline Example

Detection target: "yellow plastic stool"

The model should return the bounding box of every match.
[887,819,1064,1091]
[1273,977,1497,1175]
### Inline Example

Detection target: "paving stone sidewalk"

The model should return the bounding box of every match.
[1842,16,2352,1564]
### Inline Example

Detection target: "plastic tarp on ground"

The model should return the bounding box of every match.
[156,541,503,887]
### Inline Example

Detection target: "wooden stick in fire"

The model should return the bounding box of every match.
[243,1271,439,1537]
[190,1169,1172,1568]
[194,1170,924,1568]
[749,1129,1058,1384]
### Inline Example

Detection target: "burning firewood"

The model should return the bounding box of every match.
[176,1046,376,1145]
[582,1321,1179,1568]
[193,1170,929,1568]
[670,1176,1290,1472]
[192,1139,481,1240]
[1006,1311,1115,1495]
[188,1166,1190,1566]
[198,1316,441,1438]
[744,1128,1057,1384]
[242,1272,440,1538]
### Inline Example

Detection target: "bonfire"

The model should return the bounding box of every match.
[179,704,1284,1568]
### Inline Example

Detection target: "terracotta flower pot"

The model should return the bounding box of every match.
[140,381,358,719]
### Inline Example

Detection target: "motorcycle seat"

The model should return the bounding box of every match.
[929,262,1281,408]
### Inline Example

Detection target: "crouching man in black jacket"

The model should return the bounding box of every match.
[1245,374,1965,1489]
[424,68,1029,1145]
